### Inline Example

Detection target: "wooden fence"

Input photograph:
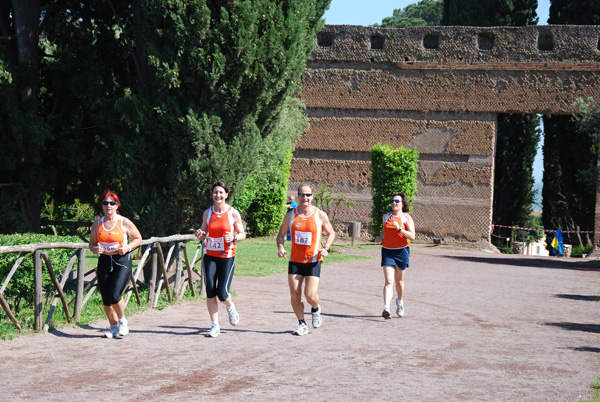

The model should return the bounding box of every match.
[0,234,204,333]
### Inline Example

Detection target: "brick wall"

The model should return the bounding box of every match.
[295,25,600,246]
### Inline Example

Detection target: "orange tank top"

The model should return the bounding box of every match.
[382,212,409,249]
[204,206,237,258]
[97,216,128,253]
[289,207,323,263]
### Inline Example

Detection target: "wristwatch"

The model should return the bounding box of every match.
[324,246,330,252]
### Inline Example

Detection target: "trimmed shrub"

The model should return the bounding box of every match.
[370,143,419,238]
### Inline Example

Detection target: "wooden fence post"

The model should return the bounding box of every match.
[148,244,157,304]
[33,250,43,331]
[74,248,85,322]
[175,242,183,298]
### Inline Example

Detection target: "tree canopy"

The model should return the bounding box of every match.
[0,0,331,236]
[374,0,443,28]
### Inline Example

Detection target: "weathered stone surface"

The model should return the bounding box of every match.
[295,25,600,245]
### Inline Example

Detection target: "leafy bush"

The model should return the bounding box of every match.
[0,234,81,313]
[492,238,515,254]
[370,143,419,237]
[41,195,95,237]
[313,182,355,225]
[571,244,594,258]
[234,97,306,237]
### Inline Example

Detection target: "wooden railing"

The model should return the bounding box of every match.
[0,234,204,332]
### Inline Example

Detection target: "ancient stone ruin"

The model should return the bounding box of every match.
[295,25,600,246]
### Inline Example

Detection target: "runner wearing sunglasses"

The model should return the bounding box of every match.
[374,192,416,319]
[276,183,335,336]
[89,190,142,338]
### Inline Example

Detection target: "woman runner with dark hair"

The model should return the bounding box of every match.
[195,181,246,338]
[375,192,416,319]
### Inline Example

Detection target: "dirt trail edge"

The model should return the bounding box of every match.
[1,245,599,402]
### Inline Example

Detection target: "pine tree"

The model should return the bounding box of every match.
[375,0,443,28]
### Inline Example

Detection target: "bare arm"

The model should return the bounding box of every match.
[318,210,335,257]
[225,209,246,243]
[89,220,103,255]
[194,210,210,241]
[276,210,293,258]
[120,218,142,255]
[402,214,416,241]
[374,214,387,243]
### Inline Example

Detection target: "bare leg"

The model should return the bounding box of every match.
[222,296,234,309]
[103,305,118,325]
[111,298,126,320]
[382,265,395,308]
[206,297,219,323]
[395,269,405,302]
[288,274,305,321]
[304,276,321,309]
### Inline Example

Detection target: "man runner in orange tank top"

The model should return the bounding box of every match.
[276,184,335,336]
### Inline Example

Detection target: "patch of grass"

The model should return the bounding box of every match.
[578,375,600,402]
[234,237,373,277]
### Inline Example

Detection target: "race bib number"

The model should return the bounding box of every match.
[294,231,312,246]
[206,236,225,251]
[100,242,119,253]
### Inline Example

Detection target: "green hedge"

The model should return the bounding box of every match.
[0,234,81,313]
[370,143,419,238]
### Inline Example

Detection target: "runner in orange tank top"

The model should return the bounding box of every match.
[375,192,416,319]
[195,181,246,338]
[89,190,142,339]
[277,184,335,336]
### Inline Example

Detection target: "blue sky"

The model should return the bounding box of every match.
[324,0,551,26]
[323,0,548,182]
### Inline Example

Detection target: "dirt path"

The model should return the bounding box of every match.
[1,245,599,401]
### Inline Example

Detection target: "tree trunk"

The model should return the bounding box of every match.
[12,1,42,232]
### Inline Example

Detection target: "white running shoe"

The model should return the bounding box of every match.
[227,304,239,326]
[396,300,405,317]
[311,305,322,328]
[382,306,391,319]
[117,318,129,336]
[103,324,119,338]
[293,322,309,336]
[206,324,220,338]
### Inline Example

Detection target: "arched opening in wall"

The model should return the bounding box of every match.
[540,113,596,255]
[493,112,596,255]
[491,113,544,254]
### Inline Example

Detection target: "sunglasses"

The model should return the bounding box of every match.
[102,201,117,206]
[391,200,402,203]
[298,193,313,198]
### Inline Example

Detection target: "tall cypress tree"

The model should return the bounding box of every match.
[542,0,599,246]
[549,0,600,24]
